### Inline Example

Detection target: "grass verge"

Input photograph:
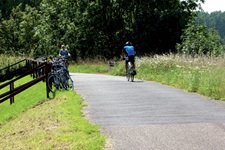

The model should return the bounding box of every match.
[69,60,109,74]
[0,76,47,126]
[0,77,105,149]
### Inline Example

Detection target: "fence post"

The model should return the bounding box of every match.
[10,82,14,104]
[45,63,50,98]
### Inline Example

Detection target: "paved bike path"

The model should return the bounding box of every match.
[72,73,225,150]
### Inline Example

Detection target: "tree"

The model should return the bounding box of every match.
[0,5,23,55]
[176,20,224,56]
[0,0,206,58]
[197,11,225,44]
[0,4,40,56]
[0,0,41,20]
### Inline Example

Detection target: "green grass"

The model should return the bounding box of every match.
[0,76,47,126]
[0,76,105,149]
[0,91,105,149]
[68,60,109,74]
[110,55,225,101]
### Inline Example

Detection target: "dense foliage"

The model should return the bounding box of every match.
[0,0,41,20]
[0,0,204,59]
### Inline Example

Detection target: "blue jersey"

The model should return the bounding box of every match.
[123,46,135,56]
[59,49,69,56]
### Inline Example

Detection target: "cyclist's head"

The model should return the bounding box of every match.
[125,41,132,46]
[61,45,65,49]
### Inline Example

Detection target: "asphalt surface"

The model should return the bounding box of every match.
[72,73,225,150]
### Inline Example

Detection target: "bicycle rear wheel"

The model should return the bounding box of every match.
[131,74,134,82]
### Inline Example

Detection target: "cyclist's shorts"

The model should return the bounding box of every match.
[126,56,135,64]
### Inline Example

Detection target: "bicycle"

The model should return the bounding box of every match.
[47,63,63,92]
[60,64,74,91]
[47,57,74,92]
[126,62,136,82]
[59,55,69,69]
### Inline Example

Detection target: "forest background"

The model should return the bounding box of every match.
[0,0,225,60]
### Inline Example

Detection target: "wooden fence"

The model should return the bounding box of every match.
[0,59,52,105]
[0,59,27,82]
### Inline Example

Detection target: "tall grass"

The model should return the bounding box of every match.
[110,54,225,100]
[0,55,24,69]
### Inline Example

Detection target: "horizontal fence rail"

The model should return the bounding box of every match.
[0,59,27,82]
[0,59,52,105]
[0,59,26,72]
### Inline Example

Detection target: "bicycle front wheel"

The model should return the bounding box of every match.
[65,73,74,90]
[61,72,74,90]
[126,73,130,81]
[48,74,61,92]
[66,76,74,90]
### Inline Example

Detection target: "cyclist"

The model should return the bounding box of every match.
[122,41,136,74]
[59,45,71,69]
[59,45,71,57]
